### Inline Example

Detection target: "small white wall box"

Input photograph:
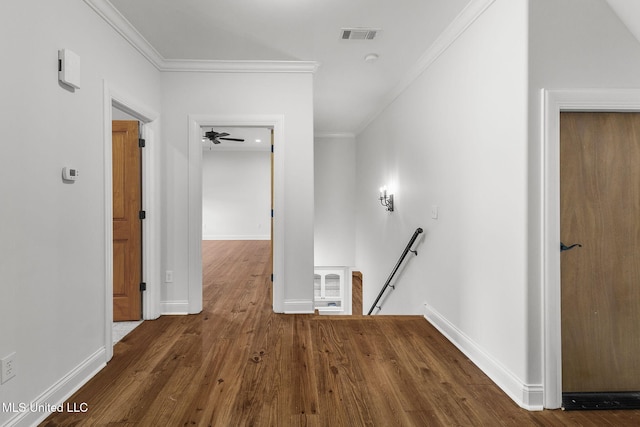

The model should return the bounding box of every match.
[58,49,81,89]
[62,167,79,181]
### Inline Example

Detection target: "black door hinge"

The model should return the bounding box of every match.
[139,138,146,148]
[139,210,146,220]
[271,209,274,218]
[140,282,147,292]
[271,274,273,282]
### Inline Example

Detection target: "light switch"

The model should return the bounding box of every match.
[431,205,438,219]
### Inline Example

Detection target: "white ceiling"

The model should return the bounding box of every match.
[606,0,640,44]
[108,0,472,134]
[106,1,640,135]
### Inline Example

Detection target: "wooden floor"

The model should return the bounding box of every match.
[43,241,640,426]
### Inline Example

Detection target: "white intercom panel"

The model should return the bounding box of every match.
[58,49,81,89]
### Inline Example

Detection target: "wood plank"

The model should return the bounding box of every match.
[42,240,640,426]
[352,270,363,315]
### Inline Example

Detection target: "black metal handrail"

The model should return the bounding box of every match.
[367,227,423,315]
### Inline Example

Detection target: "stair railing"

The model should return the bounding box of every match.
[367,227,423,315]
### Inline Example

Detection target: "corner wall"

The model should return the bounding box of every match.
[355,0,534,407]
[314,135,356,267]
[0,0,161,425]
[160,71,314,312]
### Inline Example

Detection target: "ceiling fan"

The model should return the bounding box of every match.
[203,129,245,145]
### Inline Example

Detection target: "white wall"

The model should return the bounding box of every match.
[202,150,271,240]
[0,0,161,425]
[355,0,532,407]
[161,71,314,311]
[314,135,356,267]
[527,0,640,406]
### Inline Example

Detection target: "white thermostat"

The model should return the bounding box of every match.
[62,167,79,181]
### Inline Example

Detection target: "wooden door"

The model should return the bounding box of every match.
[560,112,640,394]
[112,120,142,321]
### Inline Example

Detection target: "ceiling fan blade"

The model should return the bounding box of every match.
[218,137,245,142]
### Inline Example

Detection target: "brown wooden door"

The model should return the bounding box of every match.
[560,112,640,392]
[112,120,142,321]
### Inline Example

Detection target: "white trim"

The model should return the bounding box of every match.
[83,0,318,74]
[542,88,640,409]
[202,235,271,241]
[160,301,190,315]
[189,115,285,313]
[7,348,106,427]
[83,0,164,67]
[104,81,161,363]
[283,299,315,314]
[355,0,496,134]
[423,303,543,411]
[314,132,356,139]
[161,59,319,74]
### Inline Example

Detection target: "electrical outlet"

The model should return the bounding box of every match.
[165,270,174,283]
[1,352,16,384]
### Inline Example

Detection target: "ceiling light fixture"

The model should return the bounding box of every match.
[364,53,379,63]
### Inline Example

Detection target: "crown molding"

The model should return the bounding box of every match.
[355,0,497,135]
[84,0,319,74]
[314,132,356,139]
[160,59,319,74]
[84,0,165,67]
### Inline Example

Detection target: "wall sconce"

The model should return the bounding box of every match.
[379,186,394,212]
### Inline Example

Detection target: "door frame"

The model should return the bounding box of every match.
[188,115,285,313]
[103,80,161,362]
[542,88,640,408]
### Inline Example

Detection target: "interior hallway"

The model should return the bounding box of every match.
[43,241,640,426]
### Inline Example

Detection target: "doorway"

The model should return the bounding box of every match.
[559,112,640,409]
[188,115,284,314]
[543,89,640,409]
[112,119,143,322]
[201,126,273,307]
[104,84,160,361]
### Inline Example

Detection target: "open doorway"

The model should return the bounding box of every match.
[201,126,273,303]
[103,84,160,362]
[188,115,284,314]
[111,106,144,343]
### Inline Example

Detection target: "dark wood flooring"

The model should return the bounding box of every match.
[43,241,640,426]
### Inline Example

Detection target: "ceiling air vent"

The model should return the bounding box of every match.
[341,28,380,40]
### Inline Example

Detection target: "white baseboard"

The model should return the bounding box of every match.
[283,299,314,314]
[5,347,106,427]
[423,303,543,411]
[160,300,190,315]
[202,235,270,241]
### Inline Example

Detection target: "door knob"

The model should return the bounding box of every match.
[560,242,582,252]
